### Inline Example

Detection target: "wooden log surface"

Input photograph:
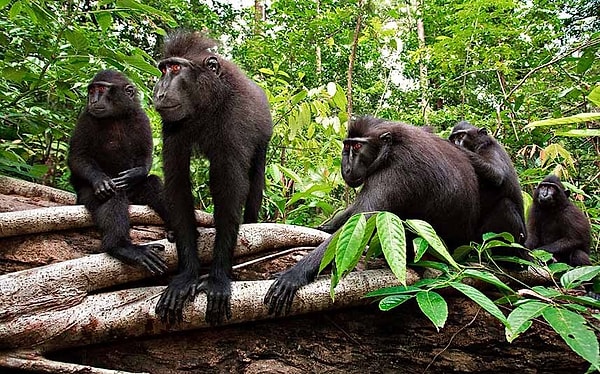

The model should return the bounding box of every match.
[0,175,76,205]
[0,205,214,238]
[0,269,411,352]
[0,224,329,324]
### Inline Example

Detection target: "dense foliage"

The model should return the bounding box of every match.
[1,0,599,367]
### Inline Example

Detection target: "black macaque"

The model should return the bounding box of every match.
[68,70,170,275]
[265,116,481,316]
[153,31,273,325]
[525,175,591,266]
[449,121,526,245]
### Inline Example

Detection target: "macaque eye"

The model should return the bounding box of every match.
[160,66,167,75]
[343,143,350,151]
[169,64,182,74]
[352,143,362,151]
[89,85,106,94]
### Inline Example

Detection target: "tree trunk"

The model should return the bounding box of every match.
[416,1,429,125]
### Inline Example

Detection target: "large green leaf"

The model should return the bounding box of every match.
[335,214,368,275]
[589,85,600,107]
[450,282,509,327]
[416,291,448,331]
[524,113,600,129]
[505,300,548,342]
[542,306,600,370]
[116,0,177,26]
[554,129,600,137]
[462,269,514,293]
[406,219,460,269]
[560,266,600,290]
[379,294,413,311]
[319,231,339,274]
[377,212,407,285]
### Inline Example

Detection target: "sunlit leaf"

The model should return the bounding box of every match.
[505,300,548,342]
[462,269,514,293]
[406,219,460,269]
[379,294,413,311]
[413,237,429,262]
[319,231,339,274]
[560,266,600,290]
[525,113,600,129]
[335,214,368,276]
[543,307,600,369]
[96,12,113,32]
[377,212,407,285]
[416,291,447,331]
[589,85,600,107]
[450,282,508,326]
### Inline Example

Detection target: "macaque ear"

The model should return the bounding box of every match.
[124,85,135,99]
[379,132,392,143]
[478,127,488,135]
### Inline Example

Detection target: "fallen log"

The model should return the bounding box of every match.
[0,269,412,354]
[0,224,329,323]
[0,175,76,205]
[0,205,214,238]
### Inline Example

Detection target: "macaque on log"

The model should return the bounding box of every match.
[0,205,214,238]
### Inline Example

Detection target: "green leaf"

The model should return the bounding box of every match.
[450,282,508,326]
[377,212,407,285]
[482,232,515,243]
[379,294,413,311]
[589,85,600,107]
[506,300,548,342]
[366,285,420,297]
[335,214,367,276]
[554,129,600,137]
[96,12,113,32]
[576,50,595,75]
[9,1,22,19]
[116,0,177,25]
[462,269,514,293]
[65,29,89,51]
[560,266,600,290]
[524,113,600,129]
[413,237,429,262]
[121,55,160,76]
[531,285,563,298]
[410,261,449,273]
[259,68,274,75]
[416,291,448,331]
[331,83,347,110]
[453,245,474,261]
[291,89,307,105]
[0,0,11,10]
[319,231,339,274]
[406,219,460,269]
[542,306,600,369]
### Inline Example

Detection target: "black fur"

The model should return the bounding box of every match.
[153,31,273,325]
[265,116,481,316]
[68,70,170,275]
[526,175,591,266]
[449,121,526,244]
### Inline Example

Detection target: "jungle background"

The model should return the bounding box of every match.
[0,1,599,372]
